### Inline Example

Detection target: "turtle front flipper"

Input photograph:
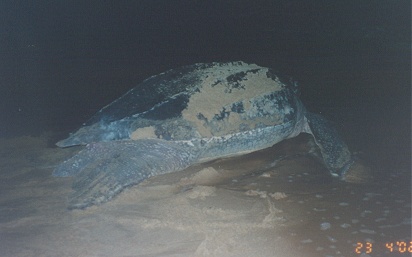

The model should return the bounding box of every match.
[53,139,198,209]
[304,112,354,178]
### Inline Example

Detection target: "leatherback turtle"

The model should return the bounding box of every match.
[54,61,356,209]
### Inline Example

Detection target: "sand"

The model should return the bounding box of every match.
[0,134,410,257]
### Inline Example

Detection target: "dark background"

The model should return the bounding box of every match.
[0,0,410,170]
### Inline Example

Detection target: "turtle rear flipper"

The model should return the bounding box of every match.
[53,139,198,209]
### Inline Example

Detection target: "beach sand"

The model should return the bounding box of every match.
[0,134,410,257]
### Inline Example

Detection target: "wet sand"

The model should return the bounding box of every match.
[0,134,410,257]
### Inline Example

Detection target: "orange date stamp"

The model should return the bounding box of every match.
[355,241,412,254]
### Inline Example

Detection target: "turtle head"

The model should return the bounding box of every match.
[56,125,101,147]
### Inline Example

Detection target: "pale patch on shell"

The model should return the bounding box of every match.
[182,63,284,138]
[130,126,157,140]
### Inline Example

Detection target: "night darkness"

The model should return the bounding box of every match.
[0,2,411,256]
[0,1,410,169]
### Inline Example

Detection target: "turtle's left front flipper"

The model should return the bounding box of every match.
[53,139,198,209]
